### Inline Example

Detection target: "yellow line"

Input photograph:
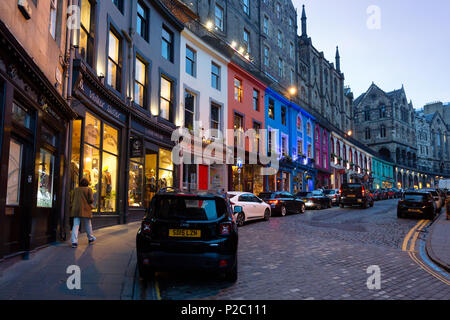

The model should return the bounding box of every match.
[402,220,425,252]
[408,251,450,285]
[154,278,161,300]
[408,220,428,252]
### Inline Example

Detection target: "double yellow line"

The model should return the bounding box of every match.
[403,220,450,285]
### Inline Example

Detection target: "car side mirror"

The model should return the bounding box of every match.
[234,206,243,214]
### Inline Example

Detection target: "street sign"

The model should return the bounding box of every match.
[237,158,243,168]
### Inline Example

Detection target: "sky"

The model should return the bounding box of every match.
[291,0,450,109]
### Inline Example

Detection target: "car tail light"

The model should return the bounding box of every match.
[309,198,315,201]
[142,221,151,234]
[220,223,232,235]
[219,259,228,267]
[268,200,279,205]
[334,194,337,198]
[230,201,235,205]
[361,186,365,197]
[339,188,342,196]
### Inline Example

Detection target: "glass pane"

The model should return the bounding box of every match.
[6,140,22,206]
[108,30,119,63]
[160,98,170,120]
[159,149,173,171]
[129,161,144,207]
[145,152,157,208]
[103,124,118,155]
[158,169,173,190]
[41,126,56,146]
[101,152,117,212]
[37,149,54,208]
[11,103,31,128]
[107,59,117,89]
[135,58,146,84]
[79,29,88,59]
[135,82,144,107]
[161,77,171,100]
[80,0,91,30]
[70,120,82,190]
[84,112,100,147]
[83,144,100,210]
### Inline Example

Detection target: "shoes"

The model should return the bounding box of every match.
[88,239,95,245]
[72,243,78,248]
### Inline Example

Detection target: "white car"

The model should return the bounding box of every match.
[226,192,271,226]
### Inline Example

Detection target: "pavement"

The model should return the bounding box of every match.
[0,221,140,300]
[426,212,450,272]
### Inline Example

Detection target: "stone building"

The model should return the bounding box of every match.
[415,111,433,173]
[297,6,351,133]
[176,0,298,92]
[353,83,417,169]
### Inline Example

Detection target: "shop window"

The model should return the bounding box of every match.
[70,120,82,190]
[37,149,55,208]
[41,125,57,147]
[6,140,22,206]
[144,152,157,208]
[183,164,197,190]
[210,164,224,191]
[159,149,173,190]
[129,157,144,207]
[11,102,31,129]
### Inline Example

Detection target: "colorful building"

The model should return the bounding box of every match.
[227,62,266,194]
[372,157,395,189]
[314,123,331,189]
[264,87,316,193]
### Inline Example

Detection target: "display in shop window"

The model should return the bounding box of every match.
[37,149,54,208]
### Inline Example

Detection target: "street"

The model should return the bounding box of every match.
[135,199,450,300]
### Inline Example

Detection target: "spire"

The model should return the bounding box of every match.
[301,5,307,37]
[335,46,341,72]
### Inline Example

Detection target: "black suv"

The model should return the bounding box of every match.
[339,183,374,209]
[136,190,239,282]
[398,191,436,220]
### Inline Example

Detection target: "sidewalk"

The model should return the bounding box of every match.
[0,221,140,300]
[426,212,450,272]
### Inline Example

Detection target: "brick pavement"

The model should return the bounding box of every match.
[426,212,450,271]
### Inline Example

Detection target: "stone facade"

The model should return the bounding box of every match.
[415,111,433,173]
[353,83,417,169]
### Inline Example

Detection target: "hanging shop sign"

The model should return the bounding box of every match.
[130,137,144,158]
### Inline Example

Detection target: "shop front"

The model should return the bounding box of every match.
[230,163,264,195]
[0,23,76,259]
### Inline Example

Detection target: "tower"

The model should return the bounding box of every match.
[335,46,341,73]
[301,5,307,37]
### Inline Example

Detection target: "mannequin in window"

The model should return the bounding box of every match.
[145,169,156,208]
[102,166,112,211]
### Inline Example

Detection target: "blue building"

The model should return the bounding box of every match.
[264,87,316,193]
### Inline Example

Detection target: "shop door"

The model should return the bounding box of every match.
[4,137,33,255]
[198,165,209,190]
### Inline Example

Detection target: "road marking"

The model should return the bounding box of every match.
[402,220,425,252]
[408,251,450,285]
[154,277,162,300]
[408,220,428,252]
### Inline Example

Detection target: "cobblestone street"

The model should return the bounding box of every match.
[137,200,450,300]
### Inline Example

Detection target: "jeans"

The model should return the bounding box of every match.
[71,217,96,244]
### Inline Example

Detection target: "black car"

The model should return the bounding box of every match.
[258,192,306,216]
[295,191,332,209]
[136,191,239,282]
[339,183,374,208]
[397,191,436,220]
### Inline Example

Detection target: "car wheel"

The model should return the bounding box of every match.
[138,262,154,280]
[281,206,287,216]
[237,212,245,227]
[370,200,374,207]
[300,204,306,214]
[224,257,238,282]
[264,209,271,221]
[328,200,332,208]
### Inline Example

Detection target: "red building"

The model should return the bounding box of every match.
[227,62,266,194]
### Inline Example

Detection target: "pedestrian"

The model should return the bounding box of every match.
[70,178,96,248]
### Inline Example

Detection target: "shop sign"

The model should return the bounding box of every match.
[79,79,126,123]
[130,137,144,158]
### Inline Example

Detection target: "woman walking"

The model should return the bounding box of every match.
[70,178,96,248]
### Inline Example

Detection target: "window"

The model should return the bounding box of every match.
[281,135,287,156]
[307,144,312,158]
[159,149,174,191]
[276,2,281,19]
[210,103,221,137]
[380,125,386,138]
[37,148,55,208]
[129,155,144,207]
[234,113,244,147]
[215,4,224,31]
[134,56,146,107]
[281,106,286,125]
[6,140,22,206]
[380,105,386,118]
[184,91,195,130]
[263,16,269,35]
[269,99,275,120]
[277,30,283,48]
[365,128,371,140]
[289,17,294,30]
[297,138,303,156]
[49,0,57,39]
[290,69,294,85]
[107,28,122,92]
[243,29,250,53]
[264,46,269,66]
[137,1,149,41]
[112,0,123,13]
[162,26,173,62]
[243,0,249,15]
[307,121,311,136]
[160,75,173,122]
[12,102,31,129]
[185,46,196,77]
[364,107,370,121]
[211,62,221,90]
[297,115,302,131]
[289,42,294,59]
[234,78,243,102]
[253,122,261,153]
[278,58,283,77]
[80,0,94,66]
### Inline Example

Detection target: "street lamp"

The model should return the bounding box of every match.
[205,21,214,30]
[347,130,353,136]
[288,86,297,96]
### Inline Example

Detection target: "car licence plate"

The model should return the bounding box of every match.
[169,229,201,238]
[408,209,421,213]
[347,195,356,198]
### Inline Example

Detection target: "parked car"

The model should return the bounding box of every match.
[419,189,443,213]
[397,191,436,220]
[324,189,340,206]
[136,191,239,282]
[386,188,396,199]
[339,183,374,208]
[372,189,382,201]
[226,192,271,226]
[295,190,332,209]
[258,192,306,216]
[379,189,388,200]
[391,188,402,198]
